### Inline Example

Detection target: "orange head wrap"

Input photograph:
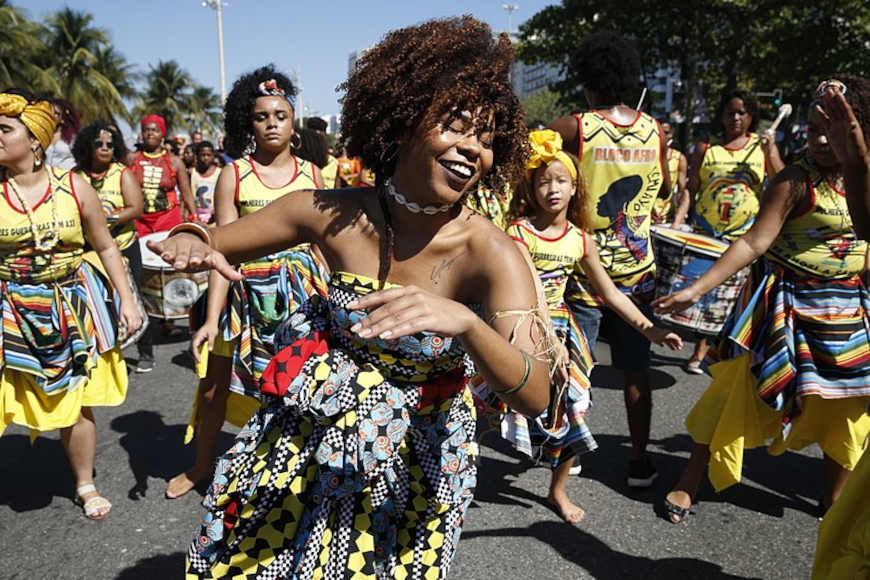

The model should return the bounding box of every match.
[0,93,56,150]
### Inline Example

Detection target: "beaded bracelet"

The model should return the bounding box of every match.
[167,222,214,248]
[494,351,532,397]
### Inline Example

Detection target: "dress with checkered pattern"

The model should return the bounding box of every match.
[186,271,478,579]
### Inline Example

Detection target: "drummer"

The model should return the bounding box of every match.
[549,31,671,489]
[672,90,783,373]
[129,114,198,362]
[651,119,688,224]
[165,65,327,499]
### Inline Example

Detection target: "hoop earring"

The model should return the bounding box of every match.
[290,133,302,150]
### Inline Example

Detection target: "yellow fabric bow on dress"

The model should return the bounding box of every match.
[525,129,577,182]
[0,93,56,150]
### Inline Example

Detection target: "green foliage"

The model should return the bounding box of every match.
[4,2,221,136]
[520,89,574,125]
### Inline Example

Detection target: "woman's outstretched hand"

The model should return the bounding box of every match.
[651,287,701,316]
[146,233,242,281]
[817,87,869,169]
[347,286,476,340]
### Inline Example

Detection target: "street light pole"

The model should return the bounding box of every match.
[202,0,227,105]
[503,3,518,34]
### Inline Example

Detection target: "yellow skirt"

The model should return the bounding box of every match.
[184,336,259,444]
[687,354,870,492]
[0,346,128,440]
[813,452,870,579]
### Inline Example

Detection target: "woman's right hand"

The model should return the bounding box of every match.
[146,233,242,281]
[191,321,220,363]
[651,286,701,315]
[818,87,869,169]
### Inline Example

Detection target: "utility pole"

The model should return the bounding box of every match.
[202,0,227,105]
[503,3,518,34]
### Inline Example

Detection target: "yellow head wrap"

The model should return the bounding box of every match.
[0,93,56,151]
[525,129,577,183]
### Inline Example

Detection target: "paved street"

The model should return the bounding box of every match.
[1,329,822,579]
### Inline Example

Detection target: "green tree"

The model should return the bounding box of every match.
[134,60,194,133]
[0,1,54,92]
[521,89,573,125]
[40,7,130,123]
[186,84,222,137]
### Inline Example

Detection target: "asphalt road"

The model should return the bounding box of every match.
[0,328,822,579]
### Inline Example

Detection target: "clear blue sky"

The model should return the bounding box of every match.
[24,1,555,120]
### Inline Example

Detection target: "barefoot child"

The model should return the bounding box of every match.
[504,130,683,523]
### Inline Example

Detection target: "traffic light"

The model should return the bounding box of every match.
[773,89,783,108]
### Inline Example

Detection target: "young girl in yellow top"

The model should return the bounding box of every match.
[656,77,870,526]
[501,129,682,523]
[165,66,327,499]
[0,92,142,519]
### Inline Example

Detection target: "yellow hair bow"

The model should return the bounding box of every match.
[526,129,577,182]
[0,93,56,151]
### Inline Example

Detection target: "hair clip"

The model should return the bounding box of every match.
[815,79,847,98]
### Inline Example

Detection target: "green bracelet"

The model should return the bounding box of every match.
[496,351,532,396]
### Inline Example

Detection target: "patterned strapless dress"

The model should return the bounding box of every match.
[186,271,479,579]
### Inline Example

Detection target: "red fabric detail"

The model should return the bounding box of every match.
[135,205,183,236]
[129,150,179,195]
[260,331,330,397]
[417,370,467,411]
[140,114,167,136]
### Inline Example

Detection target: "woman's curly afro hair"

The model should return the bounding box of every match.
[575,31,641,104]
[339,15,526,187]
[71,120,129,171]
[223,64,296,159]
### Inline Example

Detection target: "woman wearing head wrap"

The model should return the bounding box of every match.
[129,113,197,236]
[44,98,80,170]
[655,77,870,525]
[0,91,142,519]
[164,65,326,500]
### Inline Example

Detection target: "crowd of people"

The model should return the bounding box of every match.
[1,15,868,580]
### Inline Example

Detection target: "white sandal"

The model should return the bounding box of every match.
[75,483,112,520]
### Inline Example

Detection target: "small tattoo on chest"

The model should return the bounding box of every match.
[430,254,462,285]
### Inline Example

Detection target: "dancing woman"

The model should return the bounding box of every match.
[152,16,552,578]
[502,129,682,523]
[655,76,870,524]
[0,93,142,519]
[673,90,784,372]
[165,66,326,499]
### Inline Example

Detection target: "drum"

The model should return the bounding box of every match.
[139,232,208,320]
[651,225,748,336]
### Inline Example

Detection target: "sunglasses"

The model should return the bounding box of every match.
[94,139,115,150]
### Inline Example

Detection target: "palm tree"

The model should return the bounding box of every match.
[40,7,130,122]
[133,60,194,133]
[186,84,222,137]
[0,1,55,92]
[92,45,139,123]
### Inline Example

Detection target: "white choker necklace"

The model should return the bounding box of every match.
[385,179,453,215]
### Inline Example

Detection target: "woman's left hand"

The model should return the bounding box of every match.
[347,286,475,339]
[651,286,700,316]
[760,129,776,153]
[119,300,143,336]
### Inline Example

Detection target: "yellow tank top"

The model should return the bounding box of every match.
[651,149,682,224]
[693,133,765,240]
[572,110,665,303]
[507,219,586,309]
[766,158,867,279]
[76,162,136,251]
[322,155,338,189]
[234,155,320,217]
[0,168,85,283]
